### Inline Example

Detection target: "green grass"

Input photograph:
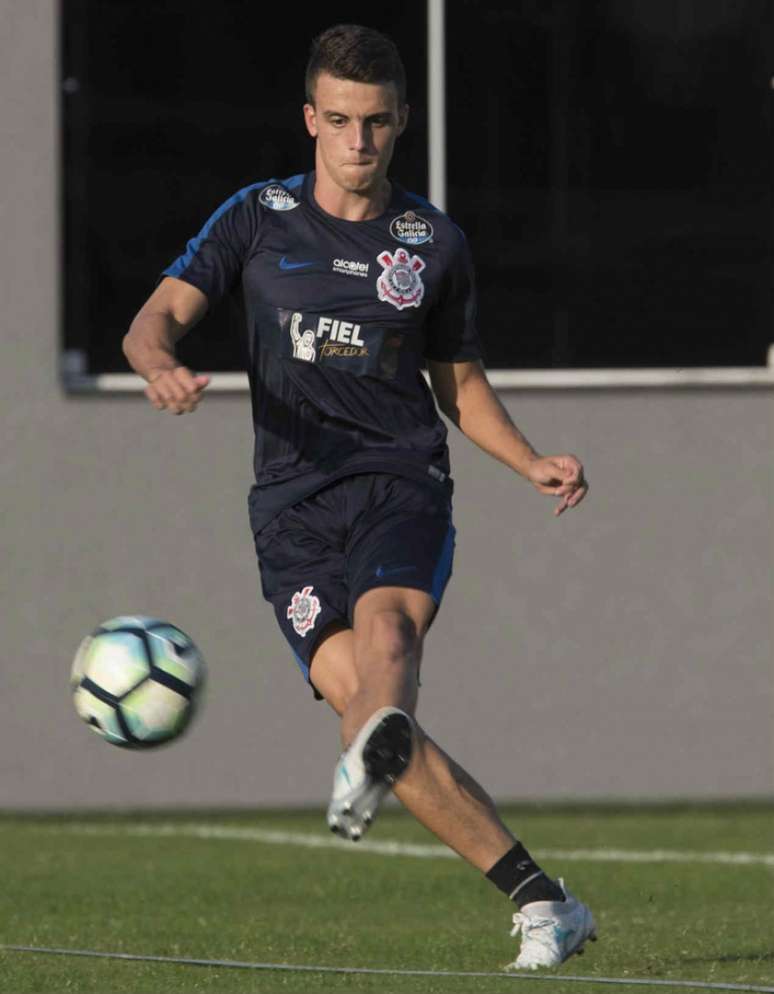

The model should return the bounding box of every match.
[0,804,772,993]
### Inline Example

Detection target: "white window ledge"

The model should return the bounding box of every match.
[62,367,774,393]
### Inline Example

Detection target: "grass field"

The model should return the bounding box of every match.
[0,803,772,994]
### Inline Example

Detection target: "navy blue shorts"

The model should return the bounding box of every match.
[252,473,455,696]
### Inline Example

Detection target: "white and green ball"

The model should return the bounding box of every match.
[71,616,205,748]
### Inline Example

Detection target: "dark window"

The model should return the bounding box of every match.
[61,1,427,375]
[446,0,774,368]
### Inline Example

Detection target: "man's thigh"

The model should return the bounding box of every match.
[252,494,349,694]
[345,474,456,621]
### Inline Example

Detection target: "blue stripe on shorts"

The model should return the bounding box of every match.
[431,523,456,603]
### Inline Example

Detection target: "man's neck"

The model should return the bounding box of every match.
[312,170,391,222]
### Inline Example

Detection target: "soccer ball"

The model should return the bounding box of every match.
[71,616,205,748]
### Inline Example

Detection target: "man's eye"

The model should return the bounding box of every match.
[330,117,346,127]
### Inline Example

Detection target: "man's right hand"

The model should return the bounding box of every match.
[145,366,211,415]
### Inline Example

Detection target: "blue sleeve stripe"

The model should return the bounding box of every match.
[283,172,305,190]
[431,523,456,602]
[164,179,273,279]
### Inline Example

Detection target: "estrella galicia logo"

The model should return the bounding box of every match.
[259,184,300,211]
[389,210,433,245]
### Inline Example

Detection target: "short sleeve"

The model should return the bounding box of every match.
[160,183,262,307]
[423,229,483,362]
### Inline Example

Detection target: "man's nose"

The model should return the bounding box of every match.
[349,122,370,150]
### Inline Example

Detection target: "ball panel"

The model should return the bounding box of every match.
[98,615,163,632]
[70,635,93,688]
[72,687,127,746]
[83,631,151,696]
[120,681,189,743]
[148,628,204,687]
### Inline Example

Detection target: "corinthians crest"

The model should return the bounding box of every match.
[287,585,321,637]
[376,248,426,310]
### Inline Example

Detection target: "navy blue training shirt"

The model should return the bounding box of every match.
[161,172,482,533]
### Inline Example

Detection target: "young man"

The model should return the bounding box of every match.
[123,24,595,971]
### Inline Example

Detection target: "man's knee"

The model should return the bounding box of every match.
[357,609,420,668]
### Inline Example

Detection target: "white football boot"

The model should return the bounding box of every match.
[506,878,597,970]
[326,706,414,842]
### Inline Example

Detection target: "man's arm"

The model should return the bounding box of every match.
[428,359,588,516]
[123,277,211,415]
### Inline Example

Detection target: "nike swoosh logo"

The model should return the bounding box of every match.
[375,565,418,579]
[279,256,316,271]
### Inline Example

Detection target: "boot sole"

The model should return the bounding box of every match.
[327,710,414,841]
[362,710,414,784]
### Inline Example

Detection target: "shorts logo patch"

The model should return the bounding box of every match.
[376,248,426,310]
[287,585,321,637]
[259,185,300,211]
[389,210,434,245]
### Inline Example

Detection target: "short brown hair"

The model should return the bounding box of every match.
[305,24,407,105]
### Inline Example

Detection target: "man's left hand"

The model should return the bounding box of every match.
[525,455,589,517]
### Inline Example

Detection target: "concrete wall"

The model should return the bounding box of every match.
[1,2,772,808]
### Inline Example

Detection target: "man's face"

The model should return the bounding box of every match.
[304,72,408,196]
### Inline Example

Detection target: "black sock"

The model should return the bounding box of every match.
[485,842,565,908]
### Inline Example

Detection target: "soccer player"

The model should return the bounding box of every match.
[123,24,595,970]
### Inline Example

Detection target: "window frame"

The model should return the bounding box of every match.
[62,0,774,393]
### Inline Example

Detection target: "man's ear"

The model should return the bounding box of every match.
[303,103,318,138]
[397,103,410,137]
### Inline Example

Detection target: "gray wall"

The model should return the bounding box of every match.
[2,2,772,808]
